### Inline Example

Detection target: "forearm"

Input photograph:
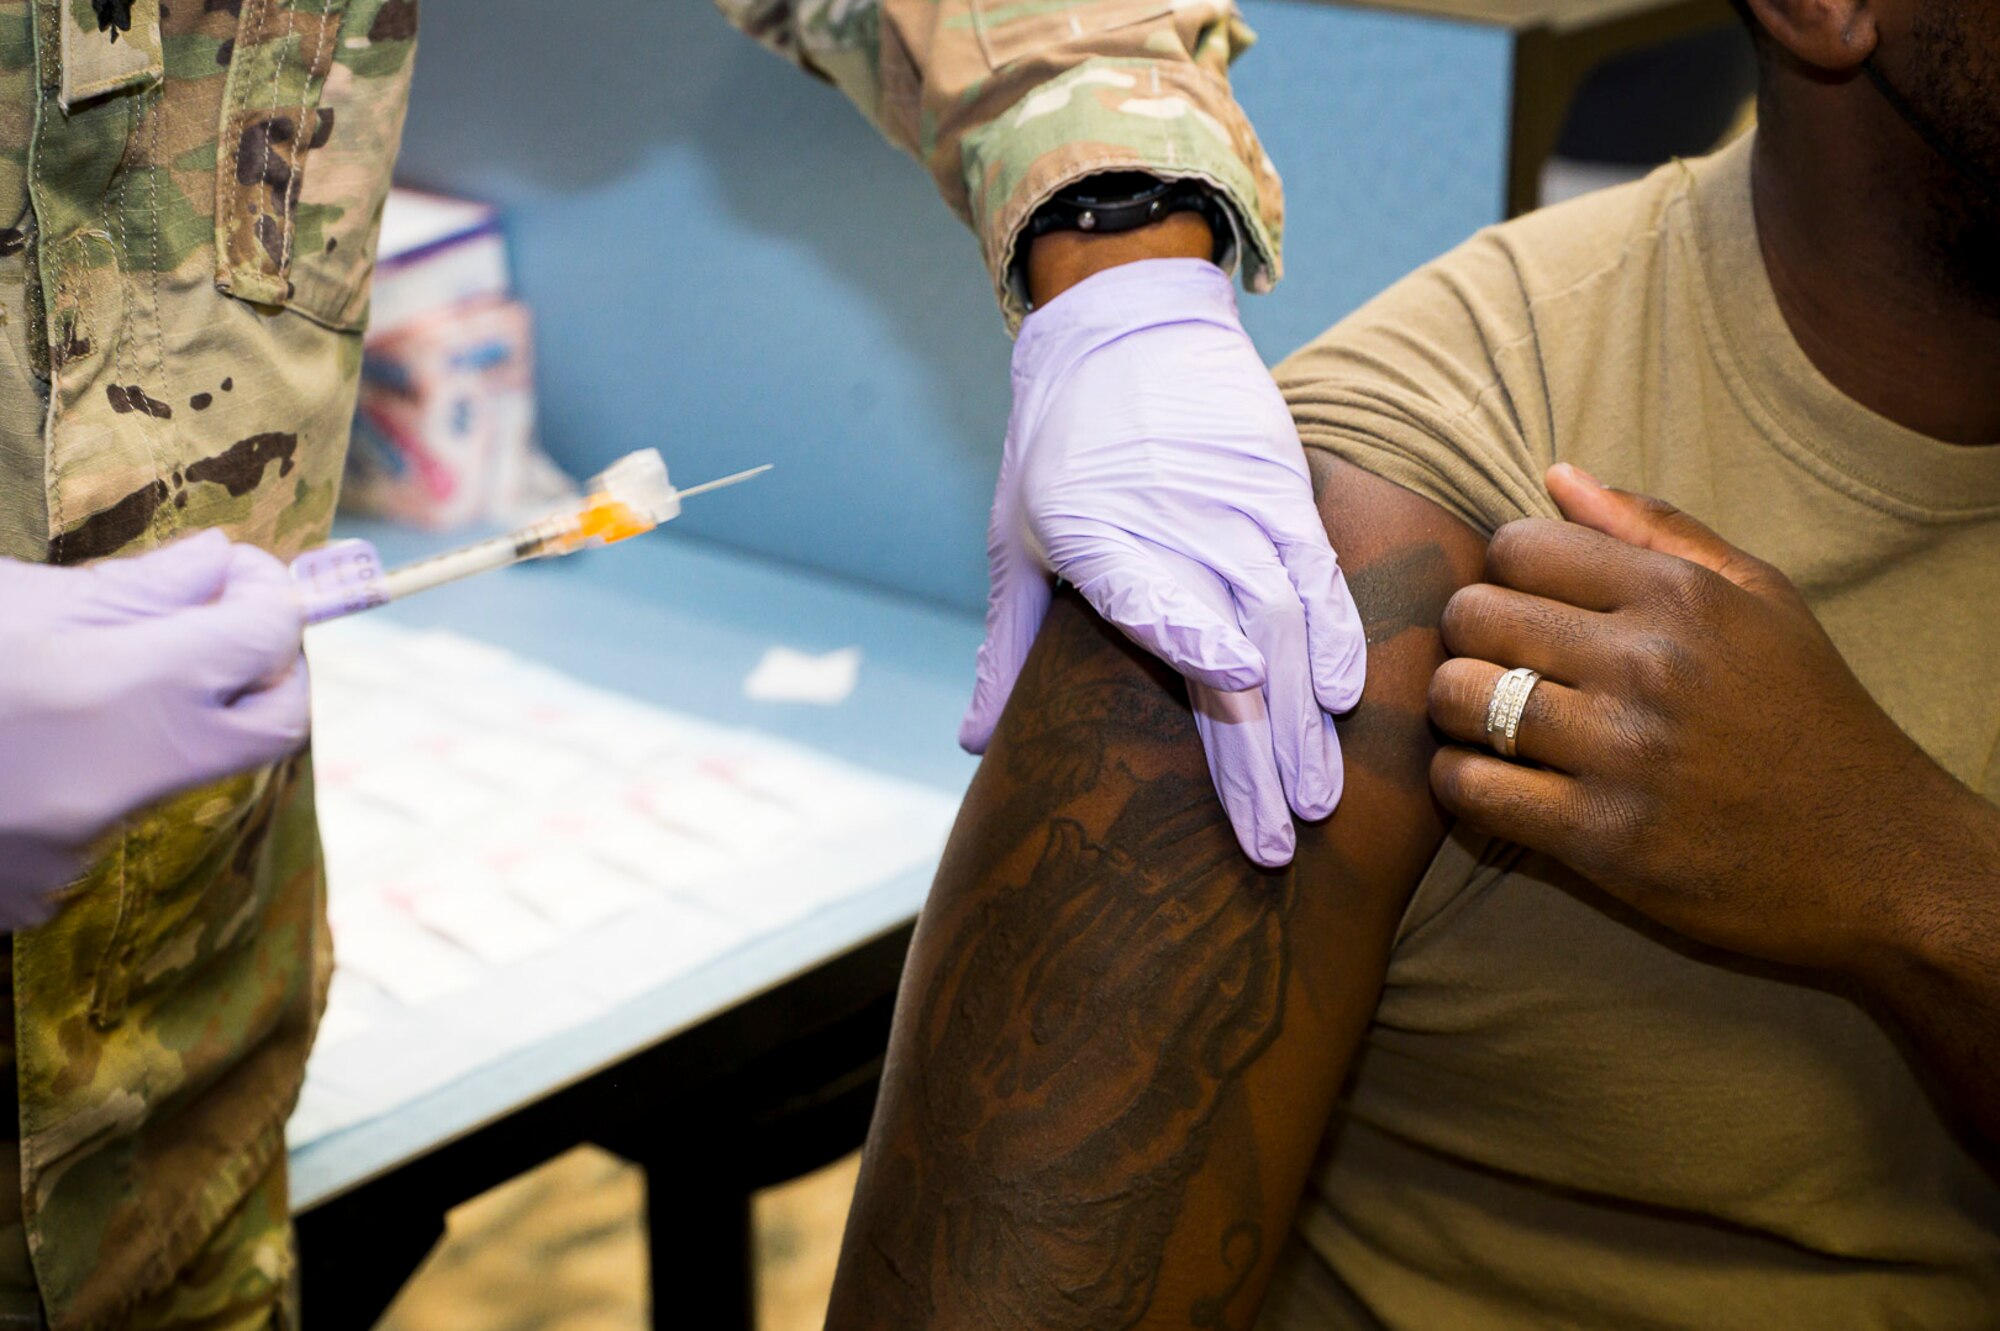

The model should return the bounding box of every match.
[1027,213,1214,307]
[1855,780,2000,1144]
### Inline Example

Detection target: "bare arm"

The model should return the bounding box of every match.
[1861,802,2000,1148]
[826,457,1484,1329]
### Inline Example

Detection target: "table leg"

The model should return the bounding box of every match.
[642,1158,755,1331]
[296,1191,444,1329]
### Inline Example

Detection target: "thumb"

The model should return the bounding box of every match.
[1545,463,1779,595]
[185,547,307,695]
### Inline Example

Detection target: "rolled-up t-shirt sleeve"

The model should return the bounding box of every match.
[1274,228,1564,537]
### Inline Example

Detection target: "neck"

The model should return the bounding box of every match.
[1751,78,2000,445]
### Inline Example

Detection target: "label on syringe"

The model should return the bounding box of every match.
[292,538,391,625]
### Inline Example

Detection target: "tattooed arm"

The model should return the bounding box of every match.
[826,456,1486,1330]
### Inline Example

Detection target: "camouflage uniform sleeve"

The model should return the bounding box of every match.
[712,0,1284,329]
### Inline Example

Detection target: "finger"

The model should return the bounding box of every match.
[0,835,83,918]
[1437,582,1621,684]
[72,529,232,622]
[1426,657,1588,771]
[1429,745,1588,862]
[1058,529,1267,692]
[1545,463,1779,594]
[1227,558,1340,822]
[181,551,307,694]
[216,661,313,762]
[1483,518,1654,613]
[1190,681,1296,867]
[1270,517,1366,715]
[1141,542,1312,859]
[959,562,1054,754]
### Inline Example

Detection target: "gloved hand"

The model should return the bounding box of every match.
[963,258,1366,866]
[0,531,311,921]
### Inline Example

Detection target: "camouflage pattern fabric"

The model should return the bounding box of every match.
[0,1135,298,1331]
[0,0,416,1326]
[116,1155,299,1331]
[713,0,1286,327]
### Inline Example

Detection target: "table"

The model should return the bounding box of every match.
[289,520,982,1328]
[1330,0,1739,214]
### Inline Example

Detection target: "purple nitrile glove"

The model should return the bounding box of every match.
[0,531,311,920]
[961,258,1365,866]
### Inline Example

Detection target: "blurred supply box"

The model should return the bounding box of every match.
[344,189,572,529]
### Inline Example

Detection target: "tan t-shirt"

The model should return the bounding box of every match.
[1264,132,2000,1329]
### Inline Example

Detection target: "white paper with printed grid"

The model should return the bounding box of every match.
[288,617,957,1148]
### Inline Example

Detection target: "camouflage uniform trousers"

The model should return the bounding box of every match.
[0,965,297,1331]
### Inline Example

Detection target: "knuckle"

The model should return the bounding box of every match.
[1656,560,1723,622]
[1619,631,1697,697]
[1429,748,1473,809]
[1440,583,1497,651]
[1632,492,1685,524]
[1427,658,1479,721]
[1489,780,1539,830]
[1604,705,1673,769]
[1484,524,1528,583]
[1436,755,1513,828]
[1577,788,1647,862]
[1742,555,1802,605]
[1485,518,1562,584]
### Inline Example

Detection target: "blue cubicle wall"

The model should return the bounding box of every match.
[390,2,1511,613]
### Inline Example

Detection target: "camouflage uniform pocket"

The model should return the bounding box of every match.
[58,0,164,109]
[214,0,418,334]
[971,0,1177,70]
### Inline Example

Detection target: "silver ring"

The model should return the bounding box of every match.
[1483,667,1542,760]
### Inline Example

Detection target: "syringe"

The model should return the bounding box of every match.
[291,450,770,625]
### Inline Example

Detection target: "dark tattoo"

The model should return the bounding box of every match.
[1001,665,1192,797]
[837,508,1474,1328]
[1190,1222,1265,1330]
[1335,698,1436,789]
[852,605,1292,1328]
[951,637,1283,1322]
[1351,542,1454,645]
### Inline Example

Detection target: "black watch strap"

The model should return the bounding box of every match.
[1023,172,1230,246]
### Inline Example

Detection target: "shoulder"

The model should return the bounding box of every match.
[1279,158,1693,419]
[1275,158,1698,533]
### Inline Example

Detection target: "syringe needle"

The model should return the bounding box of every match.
[674,464,773,501]
[294,453,775,626]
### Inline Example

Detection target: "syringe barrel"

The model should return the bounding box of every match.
[377,531,540,602]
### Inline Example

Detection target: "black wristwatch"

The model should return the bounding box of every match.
[1015,172,1233,300]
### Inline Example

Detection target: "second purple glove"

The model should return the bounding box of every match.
[962,259,1366,866]
[0,532,311,917]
